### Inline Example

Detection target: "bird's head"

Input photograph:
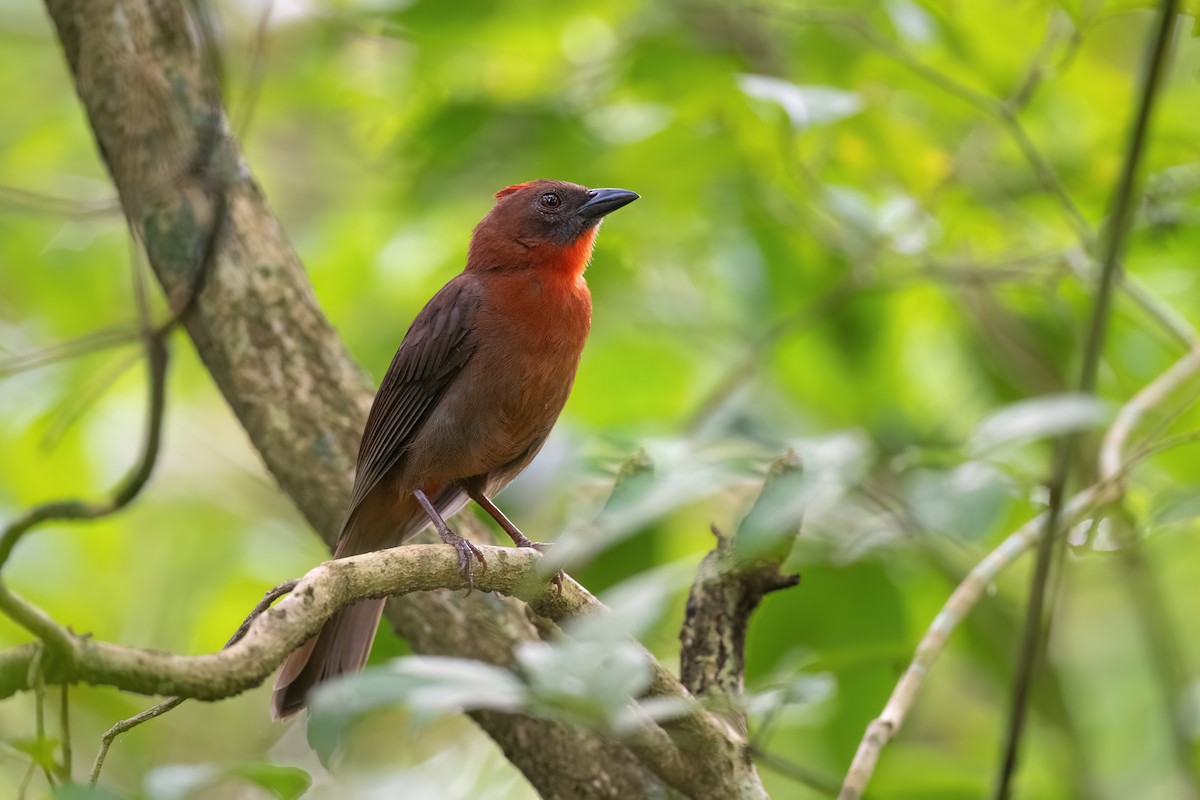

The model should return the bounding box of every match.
[467,179,638,277]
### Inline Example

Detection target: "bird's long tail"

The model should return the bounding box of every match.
[270,597,386,719]
[270,486,470,720]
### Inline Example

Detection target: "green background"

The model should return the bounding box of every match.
[2,0,1200,797]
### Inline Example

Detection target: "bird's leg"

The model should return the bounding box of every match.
[467,489,545,549]
[414,488,486,594]
[467,487,562,595]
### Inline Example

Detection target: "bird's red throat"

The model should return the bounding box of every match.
[542,227,598,280]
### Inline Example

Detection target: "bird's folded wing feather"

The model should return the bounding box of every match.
[342,274,482,526]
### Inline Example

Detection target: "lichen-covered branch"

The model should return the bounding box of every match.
[670,451,804,800]
[680,452,803,733]
[0,545,557,700]
[0,540,751,799]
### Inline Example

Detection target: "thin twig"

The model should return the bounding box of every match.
[751,746,842,797]
[232,0,274,141]
[836,482,1112,800]
[0,185,120,219]
[1097,350,1200,797]
[0,333,169,572]
[29,645,57,789]
[760,7,1088,236]
[1101,348,1200,481]
[685,275,860,432]
[994,4,1179,797]
[87,579,299,787]
[16,760,35,800]
[0,327,141,378]
[88,697,183,788]
[59,683,70,781]
[41,349,144,451]
[1130,428,1200,465]
[0,97,230,658]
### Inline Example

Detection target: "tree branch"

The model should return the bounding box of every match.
[680,452,803,731]
[0,546,554,700]
[2,542,765,799]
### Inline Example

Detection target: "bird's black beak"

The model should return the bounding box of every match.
[577,188,639,220]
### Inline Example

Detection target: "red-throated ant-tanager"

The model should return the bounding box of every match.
[271,180,639,718]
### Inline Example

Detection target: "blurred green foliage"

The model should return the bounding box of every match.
[3,0,1200,797]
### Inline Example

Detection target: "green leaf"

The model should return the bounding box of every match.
[738,74,863,129]
[7,735,60,771]
[1150,487,1200,528]
[886,0,937,44]
[902,462,1014,540]
[737,452,807,561]
[227,764,312,800]
[969,394,1111,454]
[518,639,652,726]
[307,656,527,763]
[145,762,310,800]
[145,764,222,800]
[54,785,128,800]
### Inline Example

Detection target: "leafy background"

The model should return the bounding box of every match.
[2,0,1200,797]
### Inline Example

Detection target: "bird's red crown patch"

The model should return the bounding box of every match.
[495,182,534,199]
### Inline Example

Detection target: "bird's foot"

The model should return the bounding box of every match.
[511,537,563,597]
[510,532,550,552]
[438,527,487,595]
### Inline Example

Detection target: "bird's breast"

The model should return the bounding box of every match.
[422,270,591,479]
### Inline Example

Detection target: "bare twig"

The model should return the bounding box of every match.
[0,327,141,379]
[16,760,35,800]
[1097,346,1200,796]
[759,7,1088,237]
[0,185,119,219]
[837,482,1113,800]
[0,333,168,572]
[994,5,1179,797]
[223,579,300,649]
[1130,428,1200,465]
[1101,348,1200,481]
[680,451,804,731]
[751,746,841,797]
[59,684,70,781]
[30,646,56,788]
[87,698,183,788]
[231,0,274,140]
[0,5,232,657]
[87,579,298,787]
[686,276,860,432]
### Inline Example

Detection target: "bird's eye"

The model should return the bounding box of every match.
[540,192,561,209]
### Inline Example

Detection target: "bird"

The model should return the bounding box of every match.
[271,179,639,719]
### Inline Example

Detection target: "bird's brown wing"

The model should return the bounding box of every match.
[342,274,482,529]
